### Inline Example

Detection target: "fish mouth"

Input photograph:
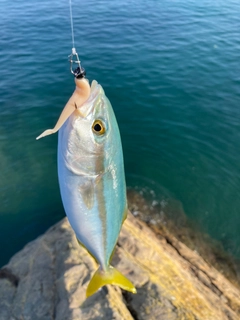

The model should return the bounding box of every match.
[77,80,104,117]
[90,80,100,95]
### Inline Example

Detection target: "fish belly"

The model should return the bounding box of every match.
[57,154,107,266]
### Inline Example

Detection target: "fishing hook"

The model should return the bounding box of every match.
[68,48,86,79]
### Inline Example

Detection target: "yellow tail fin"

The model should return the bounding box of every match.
[86,266,136,298]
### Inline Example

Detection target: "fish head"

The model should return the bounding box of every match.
[78,80,110,144]
[60,80,121,176]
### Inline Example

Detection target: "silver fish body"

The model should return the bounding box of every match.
[57,80,127,270]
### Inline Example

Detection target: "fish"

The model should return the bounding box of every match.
[56,80,136,297]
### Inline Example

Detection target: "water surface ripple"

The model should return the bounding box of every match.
[0,0,240,266]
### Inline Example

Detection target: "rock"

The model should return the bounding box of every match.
[0,213,240,320]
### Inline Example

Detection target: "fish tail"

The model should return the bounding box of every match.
[86,265,136,298]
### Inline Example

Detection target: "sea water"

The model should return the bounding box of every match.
[0,0,240,266]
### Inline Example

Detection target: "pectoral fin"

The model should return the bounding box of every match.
[86,266,136,298]
[78,179,95,210]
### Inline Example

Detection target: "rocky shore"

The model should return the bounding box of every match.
[0,205,240,320]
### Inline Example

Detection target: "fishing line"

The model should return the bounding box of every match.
[68,0,86,78]
[69,0,75,51]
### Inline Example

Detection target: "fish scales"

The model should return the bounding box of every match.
[57,81,135,296]
[37,78,136,296]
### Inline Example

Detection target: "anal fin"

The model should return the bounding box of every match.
[76,238,98,263]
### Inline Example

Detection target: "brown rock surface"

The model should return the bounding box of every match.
[0,213,239,320]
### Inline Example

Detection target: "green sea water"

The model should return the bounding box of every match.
[0,0,240,267]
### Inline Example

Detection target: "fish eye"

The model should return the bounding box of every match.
[92,120,105,135]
